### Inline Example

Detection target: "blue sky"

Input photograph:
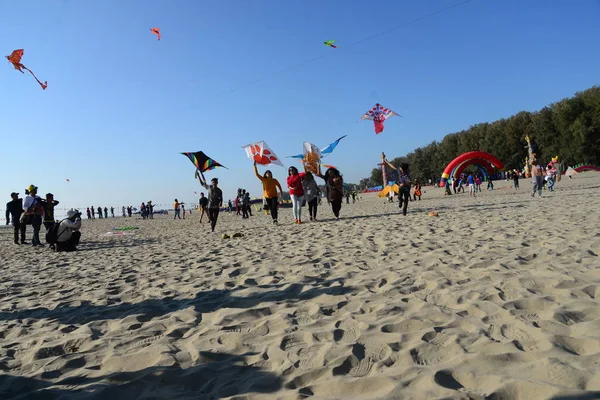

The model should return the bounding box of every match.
[2,0,599,214]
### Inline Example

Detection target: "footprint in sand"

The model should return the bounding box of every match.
[410,342,464,366]
[334,319,361,343]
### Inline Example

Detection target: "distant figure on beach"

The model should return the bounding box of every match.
[41,193,59,232]
[316,166,344,219]
[345,192,350,204]
[182,204,186,219]
[227,200,233,212]
[254,161,283,225]
[383,159,411,216]
[287,166,305,224]
[121,206,126,217]
[241,192,250,219]
[6,192,24,244]
[512,171,520,189]
[413,179,422,201]
[147,201,154,219]
[200,177,223,232]
[199,193,209,223]
[487,175,494,190]
[475,176,482,192]
[110,207,115,218]
[127,206,132,217]
[351,191,357,203]
[235,189,242,215]
[91,206,96,219]
[173,199,181,219]
[303,171,320,221]
[140,203,147,219]
[97,206,103,219]
[531,163,544,197]
[546,163,556,192]
[467,173,476,197]
[86,208,92,219]
[103,207,108,219]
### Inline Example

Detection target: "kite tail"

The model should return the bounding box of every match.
[24,67,47,90]
[374,121,384,134]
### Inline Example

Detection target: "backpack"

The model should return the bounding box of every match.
[46,219,67,245]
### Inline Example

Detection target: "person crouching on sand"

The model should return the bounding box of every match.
[254,161,283,225]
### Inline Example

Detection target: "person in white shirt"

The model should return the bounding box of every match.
[22,185,44,246]
[54,209,82,251]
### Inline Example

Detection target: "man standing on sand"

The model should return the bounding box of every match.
[6,192,24,244]
[200,178,223,232]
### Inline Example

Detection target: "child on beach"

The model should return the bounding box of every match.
[513,172,520,189]
[302,171,320,221]
[413,179,422,201]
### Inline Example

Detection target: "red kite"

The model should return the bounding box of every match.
[150,28,161,41]
[5,49,47,90]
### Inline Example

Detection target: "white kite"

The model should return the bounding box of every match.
[242,141,285,167]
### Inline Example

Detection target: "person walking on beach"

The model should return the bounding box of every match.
[86,207,92,219]
[303,171,320,221]
[182,204,186,219]
[242,192,250,219]
[253,161,283,225]
[199,192,209,223]
[97,206,103,219]
[122,206,126,217]
[103,207,108,219]
[41,193,59,232]
[467,173,476,197]
[110,207,115,218]
[487,175,494,190]
[147,202,154,219]
[91,206,96,219]
[200,177,223,232]
[316,166,344,219]
[513,171,519,189]
[287,166,305,224]
[6,192,24,244]
[173,199,181,219]
[531,163,544,197]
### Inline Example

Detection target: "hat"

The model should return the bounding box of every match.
[27,185,38,192]
[66,210,78,218]
[46,193,54,197]
[10,192,19,196]
[211,178,218,183]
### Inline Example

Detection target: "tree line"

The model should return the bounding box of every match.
[367,86,600,186]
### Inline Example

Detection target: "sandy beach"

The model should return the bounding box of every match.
[1,173,600,399]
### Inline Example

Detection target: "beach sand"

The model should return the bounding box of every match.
[1,173,600,399]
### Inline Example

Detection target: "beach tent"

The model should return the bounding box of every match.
[565,167,577,177]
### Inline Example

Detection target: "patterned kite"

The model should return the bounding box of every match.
[288,135,347,160]
[360,103,401,134]
[324,40,337,48]
[242,141,284,167]
[182,151,226,173]
[150,28,161,41]
[5,49,47,90]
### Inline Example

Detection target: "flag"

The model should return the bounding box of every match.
[242,141,284,167]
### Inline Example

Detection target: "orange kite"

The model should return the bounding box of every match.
[5,49,47,90]
[150,28,161,41]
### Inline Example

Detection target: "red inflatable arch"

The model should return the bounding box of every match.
[440,151,504,187]
[574,164,600,173]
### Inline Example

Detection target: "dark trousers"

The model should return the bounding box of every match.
[44,221,55,231]
[265,197,278,221]
[56,231,81,252]
[242,205,249,218]
[208,208,219,231]
[12,221,24,243]
[331,199,342,218]
[21,215,42,244]
[398,188,410,215]
[308,198,318,219]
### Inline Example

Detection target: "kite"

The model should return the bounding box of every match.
[242,141,284,167]
[182,151,227,173]
[288,135,347,161]
[150,28,161,40]
[324,40,337,48]
[66,178,70,182]
[360,103,401,134]
[5,49,47,90]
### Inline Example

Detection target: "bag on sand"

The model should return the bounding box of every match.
[45,219,66,245]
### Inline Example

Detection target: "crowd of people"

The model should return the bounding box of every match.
[5,185,81,251]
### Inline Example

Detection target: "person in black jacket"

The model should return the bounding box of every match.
[6,192,24,244]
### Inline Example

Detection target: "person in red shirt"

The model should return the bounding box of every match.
[286,166,305,224]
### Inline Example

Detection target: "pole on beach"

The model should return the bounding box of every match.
[380,152,388,188]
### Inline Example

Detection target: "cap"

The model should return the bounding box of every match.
[10,192,19,196]
[46,193,54,197]
[211,178,218,182]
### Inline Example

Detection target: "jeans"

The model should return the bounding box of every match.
[532,176,544,196]
[208,208,219,231]
[308,198,318,219]
[290,194,304,221]
[265,197,278,221]
[174,209,181,219]
[547,177,554,191]
[21,215,42,245]
[11,220,23,243]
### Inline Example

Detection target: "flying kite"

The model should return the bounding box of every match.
[150,28,161,40]
[360,103,401,134]
[288,135,347,174]
[324,40,337,48]
[182,151,227,185]
[5,49,47,90]
[242,141,284,167]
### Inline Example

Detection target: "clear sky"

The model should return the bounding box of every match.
[2,0,599,215]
